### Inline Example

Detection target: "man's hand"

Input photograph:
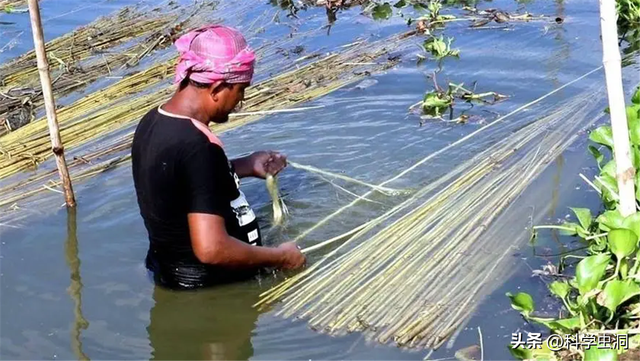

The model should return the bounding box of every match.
[249,150,287,179]
[276,241,306,269]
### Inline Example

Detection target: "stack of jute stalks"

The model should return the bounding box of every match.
[0,1,215,134]
[0,33,405,181]
[0,6,177,86]
[0,0,29,8]
[255,85,605,350]
[0,31,413,218]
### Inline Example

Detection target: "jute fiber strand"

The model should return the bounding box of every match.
[266,174,288,226]
[255,84,605,350]
[0,32,414,215]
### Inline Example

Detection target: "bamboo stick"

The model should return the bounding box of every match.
[598,0,636,216]
[27,0,76,207]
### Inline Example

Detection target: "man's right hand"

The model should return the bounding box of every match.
[277,242,306,270]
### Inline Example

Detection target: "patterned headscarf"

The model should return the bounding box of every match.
[174,25,255,85]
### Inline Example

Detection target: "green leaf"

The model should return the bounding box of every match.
[422,91,452,116]
[506,292,534,315]
[609,229,638,260]
[596,174,619,205]
[558,222,580,236]
[3,5,13,13]
[589,145,605,167]
[547,316,581,332]
[633,146,640,169]
[509,340,556,361]
[393,0,407,7]
[621,212,640,238]
[372,3,393,20]
[630,334,640,349]
[576,253,612,295]
[602,159,617,179]
[598,209,626,231]
[571,207,593,230]
[508,345,532,360]
[413,2,428,11]
[584,347,618,361]
[621,258,630,279]
[632,86,640,105]
[549,281,571,299]
[590,126,615,149]
[597,279,640,313]
[636,172,640,202]
[627,105,640,145]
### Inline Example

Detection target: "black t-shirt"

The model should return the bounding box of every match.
[131,107,263,289]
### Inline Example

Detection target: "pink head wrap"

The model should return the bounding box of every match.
[174,25,256,85]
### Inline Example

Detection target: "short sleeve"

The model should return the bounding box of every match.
[181,140,232,216]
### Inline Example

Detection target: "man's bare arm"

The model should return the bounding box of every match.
[188,213,305,269]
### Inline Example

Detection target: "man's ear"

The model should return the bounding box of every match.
[208,81,225,101]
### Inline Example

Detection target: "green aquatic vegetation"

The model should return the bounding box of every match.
[422,89,453,117]
[617,0,640,38]
[420,80,507,120]
[372,2,393,20]
[399,0,456,28]
[421,34,459,60]
[617,0,640,55]
[508,86,640,360]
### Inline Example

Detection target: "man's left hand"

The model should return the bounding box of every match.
[249,151,287,179]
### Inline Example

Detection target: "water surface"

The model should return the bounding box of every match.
[1,0,638,359]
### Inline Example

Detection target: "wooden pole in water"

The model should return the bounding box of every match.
[26,0,76,207]
[598,0,636,217]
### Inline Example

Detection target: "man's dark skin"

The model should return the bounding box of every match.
[161,79,306,271]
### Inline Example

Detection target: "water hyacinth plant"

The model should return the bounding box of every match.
[507,86,640,361]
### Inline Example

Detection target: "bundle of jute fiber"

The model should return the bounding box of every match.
[255,82,605,350]
[266,174,288,226]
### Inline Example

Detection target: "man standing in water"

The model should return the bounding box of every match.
[131,25,306,290]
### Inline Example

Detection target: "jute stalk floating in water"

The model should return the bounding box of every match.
[256,84,605,350]
[26,0,75,207]
[0,31,414,219]
[598,0,636,216]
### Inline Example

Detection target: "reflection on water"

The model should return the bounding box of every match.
[64,208,89,361]
[147,284,261,361]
